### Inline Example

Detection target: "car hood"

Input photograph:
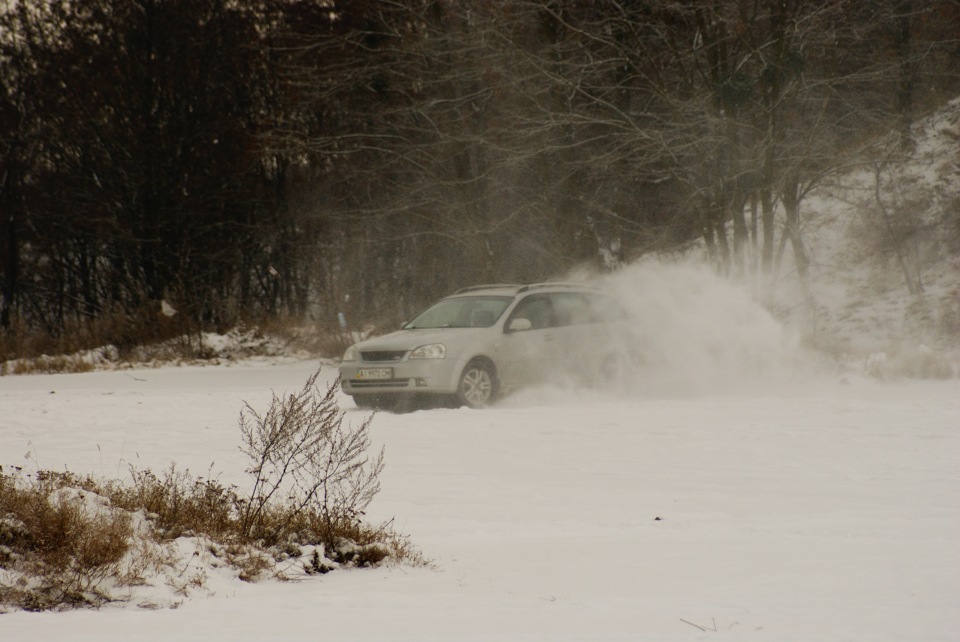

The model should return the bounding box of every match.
[354,327,489,351]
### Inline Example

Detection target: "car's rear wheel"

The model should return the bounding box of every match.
[596,353,630,390]
[457,360,497,409]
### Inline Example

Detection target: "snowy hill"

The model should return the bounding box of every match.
[781,97,960,377]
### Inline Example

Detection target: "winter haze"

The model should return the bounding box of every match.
[2,2,960,641]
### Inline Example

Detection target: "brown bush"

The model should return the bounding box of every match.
[0,469,132,609]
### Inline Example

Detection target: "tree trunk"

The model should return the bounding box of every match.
[896,0,916,151]
[760,187,776,303]
[782,179,809,281]
[731,191,749,279]
[0,198,17,329]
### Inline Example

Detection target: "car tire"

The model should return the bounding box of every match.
[457,360,498,409]
[351,394,404,411]
[351,394,376,409]
[597,353,630,390]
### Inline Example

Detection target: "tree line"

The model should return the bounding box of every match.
[1,0,958,351]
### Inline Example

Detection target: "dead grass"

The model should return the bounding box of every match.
[0,470,133,609]
[3,355,97,376]
[1,316,350,376]
[0,305,185,365]
[0,465,422,611]
[110,466,238,541]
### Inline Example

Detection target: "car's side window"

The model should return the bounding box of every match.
[463,299,510,327]
[585,292,628,323]
[550,293,591,326]
[510,295,556,330]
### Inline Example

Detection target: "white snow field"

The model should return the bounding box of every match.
[1,352,958,641]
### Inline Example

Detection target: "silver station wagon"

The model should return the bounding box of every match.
[339,283,637,409]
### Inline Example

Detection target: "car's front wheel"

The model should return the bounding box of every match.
[456,360,498,409]
[351,394,376,409]
[350,393,405,411]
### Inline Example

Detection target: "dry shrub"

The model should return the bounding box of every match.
[219,543,275,582]
[253,315,350,359]
[937,291,960,337]
[0,469,132,609]
[1,304,352,374]
[238,370,384,547]
[864,345,958,380]
[5,355,96,376]
[109,466,237,541]
[0,302,195,374]
[0,303,186,365]
[309,331,352,360]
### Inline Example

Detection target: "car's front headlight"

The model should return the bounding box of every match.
[409,343,445,359]
[342,345,360,362]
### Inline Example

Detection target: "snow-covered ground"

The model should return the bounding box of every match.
[1,355,958,641]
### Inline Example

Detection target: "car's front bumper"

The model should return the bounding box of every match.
[339,358,461,396]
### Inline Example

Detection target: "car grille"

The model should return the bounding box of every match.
[349,378,411,388]
[361,350,407,362]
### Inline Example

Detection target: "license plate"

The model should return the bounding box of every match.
[356,368,392,380]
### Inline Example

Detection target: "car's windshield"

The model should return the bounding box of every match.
[405,296,512,329]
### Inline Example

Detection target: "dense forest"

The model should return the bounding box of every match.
[1,0,958,354]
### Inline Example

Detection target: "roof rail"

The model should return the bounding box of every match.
[454,283,522,294]
[517,282,596,293]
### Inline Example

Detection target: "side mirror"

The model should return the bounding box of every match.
[508,318,532,332]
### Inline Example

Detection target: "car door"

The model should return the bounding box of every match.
[547,292,597,384]
[497,294,559,391]
[581,291,635,380]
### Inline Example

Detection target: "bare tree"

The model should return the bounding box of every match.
[239,370,384,541]
[3,0,958,348]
